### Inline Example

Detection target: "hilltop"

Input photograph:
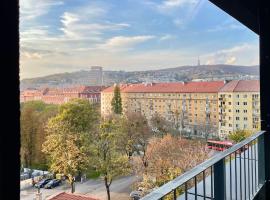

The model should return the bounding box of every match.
[20,64,259,90]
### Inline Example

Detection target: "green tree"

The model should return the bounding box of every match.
[20,101,58,169]
[42,99,99,191]
[92,119,131,200]
[21,106,38,168]
[228,130,252,143]
[111,85,122,114]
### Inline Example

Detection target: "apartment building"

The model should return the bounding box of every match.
[218,80,260,139]
[101,81,226,138]
[20,86,105,105]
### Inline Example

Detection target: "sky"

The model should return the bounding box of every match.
[20,0,259,79]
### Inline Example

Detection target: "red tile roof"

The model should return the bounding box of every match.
[102,81,226,93]
[48,192,100,200]
[219,80,259,92]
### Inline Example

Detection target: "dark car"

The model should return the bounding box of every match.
[34,178,52,188]
[44,179,61,189]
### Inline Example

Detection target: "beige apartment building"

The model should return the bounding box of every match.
[101,81,226,138]
[218,80,260,139]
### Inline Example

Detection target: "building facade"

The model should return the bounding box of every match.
[101,81,226,138]
[20,86,105,105]
[101,80,260,139]
[89,66,103,86]
[218,80,260,139]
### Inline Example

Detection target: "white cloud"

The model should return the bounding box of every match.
[145,0,204,28]
[21,52,43,60]
[158,0,198,11]
[160,34,175,41]
[206,19,245,32]
[225,56,237,64]
[59,11,130,40]
[98,35,156,50]
[202,43,259,65]
[20,0,64,20]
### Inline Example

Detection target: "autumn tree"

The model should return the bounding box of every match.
[134,135,209,196]
[92,118,131,200]
[42,99,99,191]
[20,101,58,169]
[118,112,151,166]
[111,84,122,114]
[228,130,252,143]
[150,113,172,137]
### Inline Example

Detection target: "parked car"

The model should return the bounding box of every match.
[31,171,41,178]
[20,172,30,180]
[34,178,52,188]
[130,188,143,200]
[44,179,61,189]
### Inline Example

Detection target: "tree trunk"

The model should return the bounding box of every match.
[105,177,111,200]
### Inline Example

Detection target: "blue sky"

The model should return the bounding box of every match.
[20,0,259,79]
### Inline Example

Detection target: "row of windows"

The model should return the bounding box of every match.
[128,93,216,98]
[220,94,260,98]
[236,117,248,121]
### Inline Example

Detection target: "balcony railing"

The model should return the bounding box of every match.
[141,131,267,200]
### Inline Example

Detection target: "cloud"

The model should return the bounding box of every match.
[160,34,175,41]
[20,0,64,20]
[21,52,42,59]
[206,19,245,32]
[158,0,198,11]
[203,43,259,65]
[59,11,130,40]
[145,0,204,28]
[98,35,156,50]
[225,56,237,64]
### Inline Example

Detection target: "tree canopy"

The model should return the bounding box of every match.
[228,130,252,143]
[111,85,122,114]
[20,101,58,169]
[42,98,99,184]
[92,118,130,200]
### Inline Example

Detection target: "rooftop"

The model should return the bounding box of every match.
[48,192,99,200]
[101,81,226,93]
[219,80,260,92]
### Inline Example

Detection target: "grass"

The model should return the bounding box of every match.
[86,169,101,179]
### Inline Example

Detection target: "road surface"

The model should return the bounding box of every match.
[20,175,138,200]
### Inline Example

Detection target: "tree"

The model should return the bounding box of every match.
[111,84,122,114]
[150,113,172,137]
[42,99,99,191]
[118,112,151,164]
[228,130,252,143]
[92,119,131,200]
[134,135,209,197]
[21,106,38,168]
[20,101,58,169]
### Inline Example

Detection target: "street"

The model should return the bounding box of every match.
[20,175,137,200]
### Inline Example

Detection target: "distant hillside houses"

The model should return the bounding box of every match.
[20,85,106,104]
